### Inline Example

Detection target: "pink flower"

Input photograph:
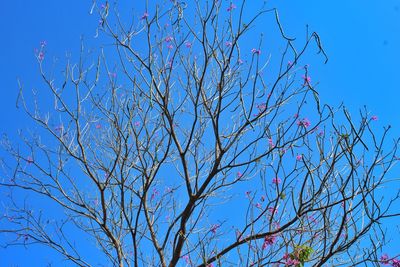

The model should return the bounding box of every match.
[296,154,302,161]
[227,3,237,11]
[268,138,274,147]
[38,51,45,61]
[287,60,292,67]
[150,188,159,201]
[207,264,214,267]
[371,115,378,121]
[237,58,244,64]
[95,124,102,129]
[392,259,400,267]
[256,103,267,112]
[181,255,191,264]
[268,207,278,214]
[296,118,311,128]
[225,41,232,47]
[167,44,174,49]
[26,156,34,164]
[210,224,220,234]
[272,177,281,184]
[293,113,299,119]
[237,171,243,178]
[251,48,261,55]
[165,36,173,42]
[245,191,252,198]
[134,121,140,127]
[185,41,192,48]
[302,75,311,85]
[141,12,149,20]
[286,258,300,266]
[262,235,276,249]
[255,202,262,209]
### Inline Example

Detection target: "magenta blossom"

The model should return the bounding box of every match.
[237,171,243,178]
[296,154,302,161]
[268,138,274,147]
[167,44,174,49]
[210,224,220,234]
[150,188,159,201]
[251,48,261,55]
[227,3,237,11]
[26,156,34,164]
[140,12,149,20]
[268,207,278,214]
[302,75,311,85]
[181,255,191,264]
[371,115,378,121]
[134,121,140,127]
[225,41,232,47]
[95,124,102,129]
[185,41,192,48]
[272,177,281,184]
[297,118,311,128]
[392,259,400,267]
[165,36,173,42]
[37,51,45,61]
[286,258,300,266]
[262,235,276,249]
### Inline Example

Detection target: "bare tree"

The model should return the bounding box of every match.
[1,1,399,266]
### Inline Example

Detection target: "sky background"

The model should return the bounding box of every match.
[1,0,399,266]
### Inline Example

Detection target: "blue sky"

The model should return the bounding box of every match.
[1,0,399,265]
[2,0,399,136]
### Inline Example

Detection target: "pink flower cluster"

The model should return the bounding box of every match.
[268,138,274,147]
[283,253,300,266]
[210,224,220,234]
[141,12,149,20]
[227,3,237,11]
[296,118,311,128]
[185,41,192,48]
[302,75,311,86]
[381,254,400,267]
[251,48,261,55]
[262,235,276,249]
[272,177,281,184]
[225,41,233,47]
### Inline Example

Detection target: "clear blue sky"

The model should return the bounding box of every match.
[1,0,399,265]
